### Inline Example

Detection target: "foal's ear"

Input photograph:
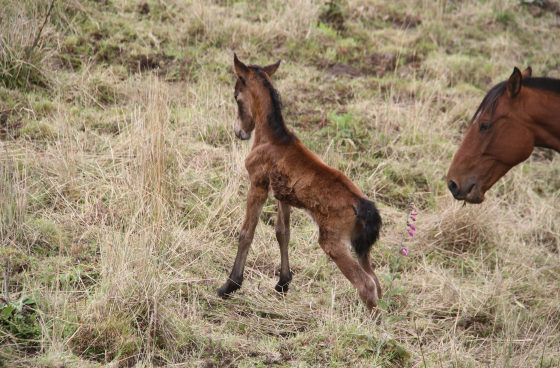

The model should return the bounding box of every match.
[262,60,281,78]
[234,53,250,79]
[521,66,532,79]
[507,67,522,98]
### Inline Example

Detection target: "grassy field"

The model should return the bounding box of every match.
[1,0,560,366]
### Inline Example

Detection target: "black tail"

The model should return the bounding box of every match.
[351,198,381,256]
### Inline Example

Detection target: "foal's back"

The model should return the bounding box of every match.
[267,139,364,218]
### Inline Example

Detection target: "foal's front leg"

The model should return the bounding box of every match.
[217,183,268,298]
[275,201,292,293]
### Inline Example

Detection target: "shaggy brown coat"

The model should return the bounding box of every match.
[217,55,382,311]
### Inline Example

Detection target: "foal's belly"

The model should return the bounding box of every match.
[270,171,305,208]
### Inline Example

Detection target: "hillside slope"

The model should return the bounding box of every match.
[1,0,559,366]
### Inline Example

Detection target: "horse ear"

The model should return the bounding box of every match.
[507,67,522,98]
[234,53,249,79]
[521,66,532,79]
[262,60,281,77]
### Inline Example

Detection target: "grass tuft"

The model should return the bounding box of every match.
[418,198,498,254]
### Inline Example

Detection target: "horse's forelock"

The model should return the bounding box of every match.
[472,81,507,123]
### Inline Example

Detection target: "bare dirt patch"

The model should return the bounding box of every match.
[318,52,421,78]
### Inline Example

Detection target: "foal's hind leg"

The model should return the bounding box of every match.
[320,239,379,311]
[357,253,382,299]
[275,201,292,293]
[217,184,268,298]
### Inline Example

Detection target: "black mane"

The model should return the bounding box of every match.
[253,67,295,144]
[473,76,560,123]
[522,77,560,95]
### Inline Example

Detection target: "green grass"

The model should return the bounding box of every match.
[1,0,559,367]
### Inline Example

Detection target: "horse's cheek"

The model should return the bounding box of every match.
[500,127,534,165]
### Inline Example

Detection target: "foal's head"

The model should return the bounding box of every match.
[447,67,533,203]
[232,54,281,140]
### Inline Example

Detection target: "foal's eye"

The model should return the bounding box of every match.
[234,91,239,100]
[479,121,491,131]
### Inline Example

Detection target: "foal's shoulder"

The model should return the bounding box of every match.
[245,144,273,170]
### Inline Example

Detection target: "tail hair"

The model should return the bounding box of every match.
[351,198,381,256]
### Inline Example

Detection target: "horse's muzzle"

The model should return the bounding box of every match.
[447,177,484,203]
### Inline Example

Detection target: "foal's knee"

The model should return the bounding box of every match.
[275,228,284,242]
[238,229,251,245]
[275,225,289,243]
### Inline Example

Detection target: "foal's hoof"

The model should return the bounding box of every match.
[217,280,241,299]
[274,282,290,294]
[274,273,292,294]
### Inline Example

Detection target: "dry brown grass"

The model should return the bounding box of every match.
[1,0,559,367]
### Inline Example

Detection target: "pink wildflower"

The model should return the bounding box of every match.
[408,230,414,237]
[401,247,408,256]
[409,224,416,231]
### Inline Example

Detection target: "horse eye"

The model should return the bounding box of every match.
[234,91,239,100]
[479,122,491,131]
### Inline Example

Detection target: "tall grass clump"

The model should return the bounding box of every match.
[0,0,57,90]
[0,153,27,246]
[65,77,191,364]
[417,198,499,254]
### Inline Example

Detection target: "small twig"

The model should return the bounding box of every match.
[4,258,10,304]
[26,0,56,57]
[397,196,413,252]
[413,317,428,368]
[539,342,545,368]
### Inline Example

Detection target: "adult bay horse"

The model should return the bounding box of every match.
[217,55,382,311]
[447,67,560,203]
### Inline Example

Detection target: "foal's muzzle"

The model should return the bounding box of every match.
[234,128,251,140]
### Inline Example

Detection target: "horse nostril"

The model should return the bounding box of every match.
[448,180,459,196]
[465,180,476,195]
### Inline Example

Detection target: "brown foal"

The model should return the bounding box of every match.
[217,55,382,311]
[447,67,560,203]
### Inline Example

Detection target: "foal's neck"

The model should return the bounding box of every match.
[528,90,560,152]
[251,87,293,147]
[252,97,277,146]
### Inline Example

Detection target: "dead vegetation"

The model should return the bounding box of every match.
[0,0,559,367]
